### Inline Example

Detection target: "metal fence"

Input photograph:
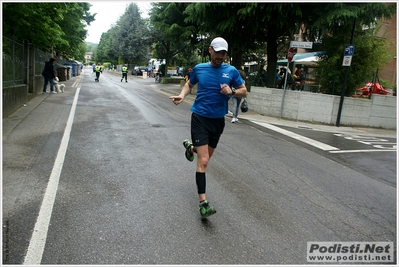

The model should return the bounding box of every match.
[35,48,51,76]
[3,35,81,88]
[2,36,25,87]
[35,49,70,75]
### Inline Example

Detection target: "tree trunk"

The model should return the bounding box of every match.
[266,34,279,88]
[231,49,243,70]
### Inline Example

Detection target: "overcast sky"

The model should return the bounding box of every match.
[85,1,151,44]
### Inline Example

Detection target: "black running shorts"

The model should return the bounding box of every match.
[191,113,225,148]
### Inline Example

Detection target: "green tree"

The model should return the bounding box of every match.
[96,31,112,63]
[316,22,393,95]
[86,42,98,52]
[3,2,95,59]
[302,3,395,95]
[149,2,198,68]
[3,3,65,48]
[114,3,150,64]
[95,3,150,65]
[74,42,88,62]
[55,2,95,59]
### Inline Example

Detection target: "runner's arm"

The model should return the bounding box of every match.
[169,81,194,105]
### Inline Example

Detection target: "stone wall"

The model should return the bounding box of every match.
[3,85,28,118]
[249,86,396,129]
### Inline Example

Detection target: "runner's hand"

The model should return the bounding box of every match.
[220,83,231,95]
[169,95,183,105]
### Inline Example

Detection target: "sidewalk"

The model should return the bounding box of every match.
[3,75,79,139]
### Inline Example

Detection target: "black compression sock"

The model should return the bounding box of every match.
[196,172,206,194]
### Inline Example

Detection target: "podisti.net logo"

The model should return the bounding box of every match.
[307,242,394,263]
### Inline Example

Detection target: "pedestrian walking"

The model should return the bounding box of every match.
[147,65,153,77]
[169,37,247,218]
[42,57,57,94]
[231,69,247,123]
[121,64,128,82]
[95,63,102,82]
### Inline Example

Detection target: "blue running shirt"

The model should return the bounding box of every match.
[189,62,244,118]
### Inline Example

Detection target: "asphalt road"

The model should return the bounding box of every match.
[2,67,396,264]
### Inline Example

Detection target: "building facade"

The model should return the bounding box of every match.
[85,52,93,65]
[377,3,397,88]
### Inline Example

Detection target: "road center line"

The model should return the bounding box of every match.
[250,121,340,151]
[23,87,81,265]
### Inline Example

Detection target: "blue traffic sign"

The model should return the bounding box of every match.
[344,45,355,56]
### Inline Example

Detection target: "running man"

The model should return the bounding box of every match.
[169,37,247,218]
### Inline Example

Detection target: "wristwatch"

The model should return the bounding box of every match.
[231,87,236,95]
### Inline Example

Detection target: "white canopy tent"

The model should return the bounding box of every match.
[294,56,320,66]
[277,51,325,66]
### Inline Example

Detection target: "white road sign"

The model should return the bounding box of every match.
[290,41,313,49]
[342,55,352,66]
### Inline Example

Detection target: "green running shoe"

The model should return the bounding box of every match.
[183,139,194,162]
[199,200,216,218]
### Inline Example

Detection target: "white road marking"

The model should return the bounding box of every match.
[72,75,82,88]
[250,121,397,154]
[250,121,340,151]
[329,149,396,154]
[23,87,81,265]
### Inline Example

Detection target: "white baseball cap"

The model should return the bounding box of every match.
[210,37,228,52]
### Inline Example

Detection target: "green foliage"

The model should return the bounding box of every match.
[96,31,115,62]
[114,3,150,63]
[95,3,149,64]
[309,3,395,96]
[378,78,393,91]
[316,29,392,96]
[54,2,95,59]
[73,42,88,61]
[149,3,198,68]
[86,42,98,52]
[102,62,112,69]
[3,2,95,59]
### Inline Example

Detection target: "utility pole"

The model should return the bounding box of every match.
[336,18,356,127]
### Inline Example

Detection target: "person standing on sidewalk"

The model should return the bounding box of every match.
[169,37,247,218]
[121,64,128,82]
[95,63,102,82]
[42,58,57,94]
[231,69,247,123]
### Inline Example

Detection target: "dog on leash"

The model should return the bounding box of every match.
[54,77,65,93]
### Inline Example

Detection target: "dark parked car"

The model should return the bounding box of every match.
[132,66,147,75]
